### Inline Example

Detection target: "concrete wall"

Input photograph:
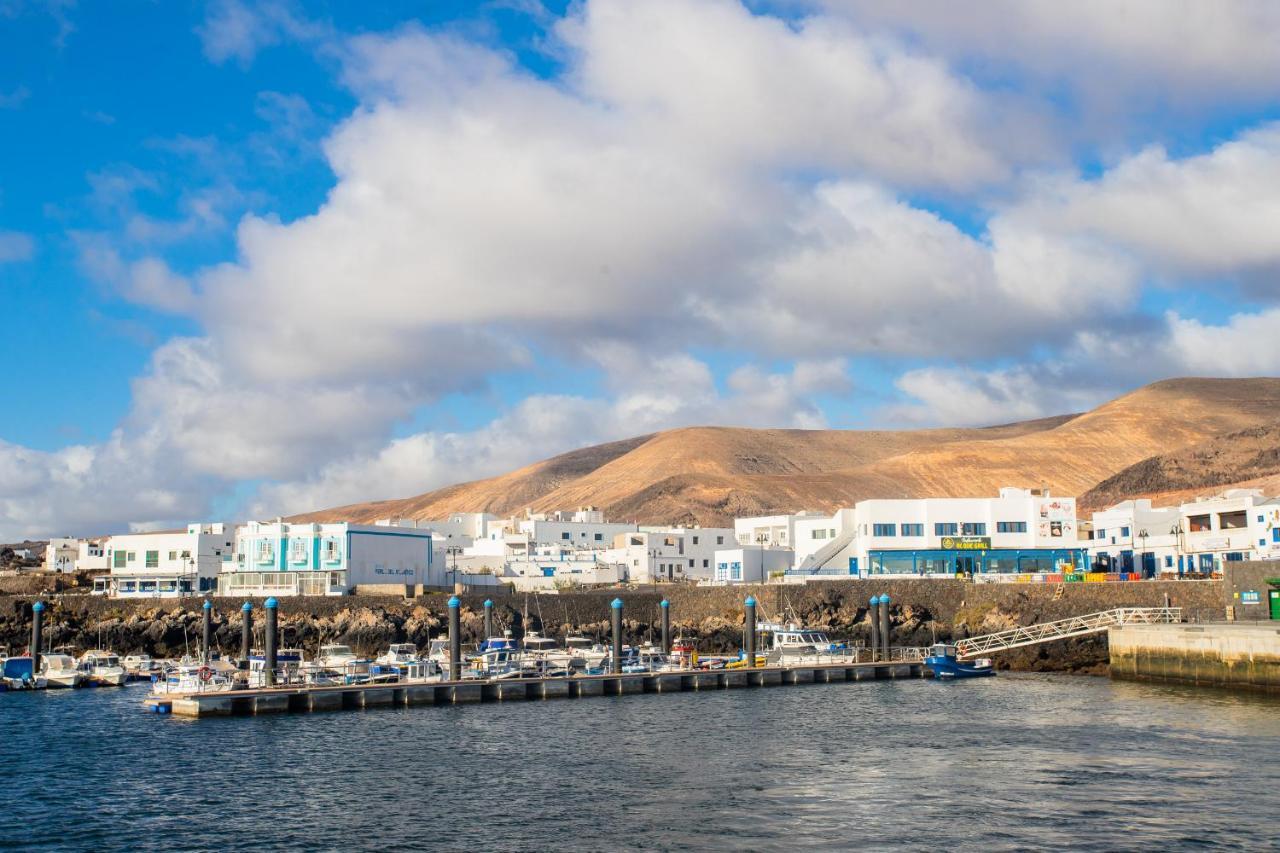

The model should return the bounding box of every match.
[1223,561,1280,622]
[1109,623,1280,693]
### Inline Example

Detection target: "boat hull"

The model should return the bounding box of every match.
[925,656,995,680]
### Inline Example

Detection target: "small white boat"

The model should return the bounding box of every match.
[40,654,84,688]
[522,632,581,670]
[78,650,127,687]
[316,644,371,683]
[1,657,46,690]
[151,660,239,695]
[761,623,849,665]
[375,643,421,666]
[248,648,305,686]
[123,654,162,681]
[564,634,609,669]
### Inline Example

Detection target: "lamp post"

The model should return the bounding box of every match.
[1138,529,1149,578]
[1171,523,1184,578]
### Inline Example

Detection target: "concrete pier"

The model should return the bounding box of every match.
[144,659,925,718]
[1109,623,1280,693]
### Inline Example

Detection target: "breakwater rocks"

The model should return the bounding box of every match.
[1,579,1222,673]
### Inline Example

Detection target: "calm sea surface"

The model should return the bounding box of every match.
[1,674,1277,851]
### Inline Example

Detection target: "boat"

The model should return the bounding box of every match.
[151,660,238,695]
[564,634,609,669]
[78,650,127,687]
[315,644,371,683]
[375,643,421,666]
[923,644,995,679]
[1,656,46,690]
[123,654,163,682]
[521,631,580,670]
[248,648,305,686]
[761,622,849,665]
[40,654,84,688]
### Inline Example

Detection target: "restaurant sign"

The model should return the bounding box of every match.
[941,536,991,551]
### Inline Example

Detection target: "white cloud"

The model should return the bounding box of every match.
[0,231,34,263]
[197,0,327,66]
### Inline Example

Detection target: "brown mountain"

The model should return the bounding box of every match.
[297,377,1280,526]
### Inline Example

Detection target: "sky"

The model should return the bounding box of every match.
[2,0,1280,540]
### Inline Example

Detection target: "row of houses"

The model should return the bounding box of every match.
[41,488,1280,598]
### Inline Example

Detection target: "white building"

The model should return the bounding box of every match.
[1176,490,1280,575]
[44,538,80,573]
[104,523,234,598]
[502,544,624,591]
[78,539,108,573]
[793,488,1082,578]
[734,513,825,548]
[221,519,441,597]
[1087,499,1181,576]
[603,527,736,583]
[713,546,795,583]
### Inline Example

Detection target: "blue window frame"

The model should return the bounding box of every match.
[935,523,958,536]
[962,523,986,536]
[561,532,571,540]
[997,521,1027,533]
[1199,554,1214,571]
[900,523,923,536]
[873,523,897,537]
[1225,552,1244,562]
[1273,529,1280,543]
[1120,526,1131,537]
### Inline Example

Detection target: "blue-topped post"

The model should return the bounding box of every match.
[483,598,493,641]
[744,596,757,668]
[868,595,880,662]
[448,596,462,681]
[879,594,891,662]
[264,597,278,686]
[611,598,624,674]
[30,601,45,673]
[239,602,252,668]
[660,599,671,656]
[202,599,213,664]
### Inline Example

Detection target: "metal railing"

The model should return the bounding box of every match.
[954,607,1182,659]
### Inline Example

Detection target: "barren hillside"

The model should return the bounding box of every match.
[297,378,1280,526]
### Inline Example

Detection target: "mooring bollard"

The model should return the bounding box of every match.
[744,596,757,668]
[202,599,212,664]
[31,601,44,673]
[240,602,252,669]
[264,597,278,686]
[611,598,623,674]
[660,598,671,656]
[448,595,462,681]
[869,595,880,662]
[879,594,891,661]
[483,598,493,640]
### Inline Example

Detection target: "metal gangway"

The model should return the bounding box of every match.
[954,607,1181,660]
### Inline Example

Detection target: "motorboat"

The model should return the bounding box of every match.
[564,634,609,669]
[40,654,83,688]
[469,646,525,679]
[924,644,995,680]
[666,638,697,671]
[761,622,849,665]
[376,643,421,666]
[123,654,163,681]
[248,648,305,686]
[521,632,580,670]
[151,659,238,695]
[370,658,444,683]
[1,657,46,690]
[78,650,127,687]
[316,644,371,683]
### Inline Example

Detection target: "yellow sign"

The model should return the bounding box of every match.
[941,536,990,551]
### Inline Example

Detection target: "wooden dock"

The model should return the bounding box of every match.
[143,660,923,717]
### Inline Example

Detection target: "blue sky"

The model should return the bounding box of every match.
[2,0,1280,539]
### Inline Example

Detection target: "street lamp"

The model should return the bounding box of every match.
[1170,523,1183,578]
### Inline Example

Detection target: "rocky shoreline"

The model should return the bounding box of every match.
[1,579,1221,674]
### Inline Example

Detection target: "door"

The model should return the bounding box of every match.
[1270,589,1280,621]
[956,556,975,576]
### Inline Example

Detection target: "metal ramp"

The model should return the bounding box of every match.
[954,607,1181,659]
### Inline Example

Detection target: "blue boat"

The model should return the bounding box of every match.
[924,644,995,680]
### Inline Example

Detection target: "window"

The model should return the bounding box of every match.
[1120,526,1131,538]
[689,559,694,567]
[1188,515,1211,533]
[1225,552,1244,562]
[1096,529,1105,539]
[561,532,570,541]
[812,529,828,540]
[145,550,159,568]
[127,551,136,562]
[1259,515,1266,523]
[113,550,127,569]
[730,561,742,581]
[167,550,177,561]
[962,523,986,536]
[1164,556,1173,568]
[997,521,1027,533]
[873,524,896,537]
[901,524,923,537]
[257,540,274,562]
[691,536,699,545]
[290,539,308,563]
[702,559,708,568]
[716,536,724,545]
[594,533,603,541]
[935,523,958,536]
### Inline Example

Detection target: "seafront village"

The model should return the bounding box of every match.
[26,485,1280,600]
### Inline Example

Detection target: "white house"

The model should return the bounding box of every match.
[105,523,234,598]
[1176,490,1280,575]
[78,539,108,573]
[603,527,736,583]
[792,488,1082,578]
[1087,499,1181,576]
[44,538,80,573]
[221,519,441,597]
[502,544,624,591]
[713,546,795,583]
[734,513,825,548]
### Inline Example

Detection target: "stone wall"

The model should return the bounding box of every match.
[1109,623,1280,693]
[0,578,1223,672]
[1223,561,1280,623]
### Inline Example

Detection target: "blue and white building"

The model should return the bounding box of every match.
[220,520,441,597]
[104,523,234,598]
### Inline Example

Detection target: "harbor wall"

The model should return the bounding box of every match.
[0,579,1221,673]
[1109,623,1280,693]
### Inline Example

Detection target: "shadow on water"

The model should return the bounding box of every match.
[1,674,1277,851]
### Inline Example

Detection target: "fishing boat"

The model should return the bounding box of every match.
[1,657,46,690]
[923,644,995,680]
[78,650,127,687]
[40,653,84,688]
